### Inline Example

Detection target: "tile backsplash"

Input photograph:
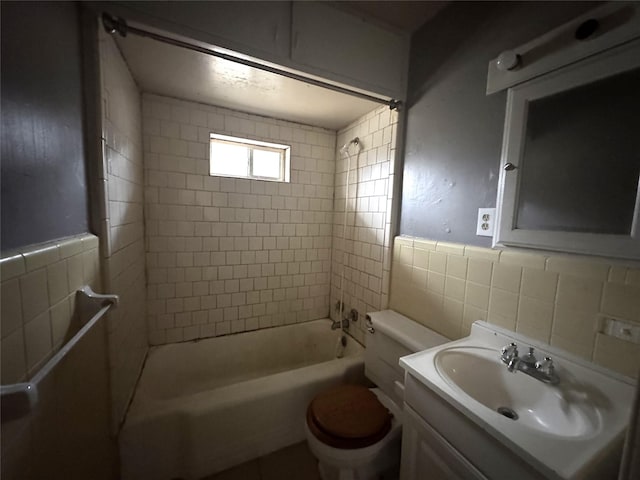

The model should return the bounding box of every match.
[389,236,640,378]
[143,94,336,344]
[1,234,100,384]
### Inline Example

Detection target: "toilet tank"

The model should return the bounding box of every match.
[364,310,448,408]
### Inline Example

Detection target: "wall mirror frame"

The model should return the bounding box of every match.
[494,38,640,260]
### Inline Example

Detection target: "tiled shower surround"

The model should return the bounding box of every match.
[389,236,640,378]
[143,94,338,345]
[99,32,148,428]
[330,106,398,344]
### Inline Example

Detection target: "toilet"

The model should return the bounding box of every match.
[305,310,448,480]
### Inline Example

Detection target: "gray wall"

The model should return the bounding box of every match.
[1,1,89,253]
[401,1,598,246]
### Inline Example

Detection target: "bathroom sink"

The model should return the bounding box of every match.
[434,346,599,437]
[399,321,635,480]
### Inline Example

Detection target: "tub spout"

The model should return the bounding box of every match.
[331,319,349,330]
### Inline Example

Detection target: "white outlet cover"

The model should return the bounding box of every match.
[476,208,496,237]
[600,316,640,344]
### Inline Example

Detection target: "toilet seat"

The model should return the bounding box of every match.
[306,385,392,449]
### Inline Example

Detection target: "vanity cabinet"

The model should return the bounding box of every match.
[400,375,544,480]
[399,321,632,480]
[401,405,487,480]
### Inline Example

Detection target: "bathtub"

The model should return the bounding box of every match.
[119,319,365,480]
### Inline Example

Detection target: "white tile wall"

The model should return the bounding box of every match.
[99,32,148,428]
[142,94,336,344]
[390,236,640,378]
[0,234,100,383]
[0,236,114,480]
[331,106,399,344]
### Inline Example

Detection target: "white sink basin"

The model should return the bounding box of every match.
[400,321,635,480]
[434,346,600,437]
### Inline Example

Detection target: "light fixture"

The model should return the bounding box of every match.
[496,50,520,71]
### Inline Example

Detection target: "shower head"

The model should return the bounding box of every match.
[339,137,360,155]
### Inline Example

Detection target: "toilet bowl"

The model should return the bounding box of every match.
[304,310,449,480]
[305,387,402,480]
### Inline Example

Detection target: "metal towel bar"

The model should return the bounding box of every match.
[0,286,118,421]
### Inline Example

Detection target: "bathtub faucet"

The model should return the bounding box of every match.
[331,319,349,330]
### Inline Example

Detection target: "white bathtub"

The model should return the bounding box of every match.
[119,319,365,480]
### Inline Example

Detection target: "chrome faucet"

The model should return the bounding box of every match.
[520,346,538,369]
[501,343,519,371]
[331,308,358,330]
[500,343,559,384]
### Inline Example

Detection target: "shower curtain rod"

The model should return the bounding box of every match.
[101,13,401,110]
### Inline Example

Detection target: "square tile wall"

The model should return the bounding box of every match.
[142,94,336,344]
[389,236,640,378]
[99,31,148,428]
[0,235,100,385]
[331,106,398,345]
[1,235,115,480]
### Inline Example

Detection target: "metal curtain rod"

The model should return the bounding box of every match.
[102,13,401,110]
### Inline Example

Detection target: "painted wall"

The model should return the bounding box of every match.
[1,4,116,477]
[392,1,639,379]
[401,1,597,246]
[142,94,335,345]
[331,105,399,345]
[98,31,148,429]
[0,2,89,252]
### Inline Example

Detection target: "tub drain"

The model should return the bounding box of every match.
[497,406,518,420]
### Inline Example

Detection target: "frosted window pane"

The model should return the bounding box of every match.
[252,149,281,179]
[210,142,249,177]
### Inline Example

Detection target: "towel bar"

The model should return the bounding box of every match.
[0,286,118,421]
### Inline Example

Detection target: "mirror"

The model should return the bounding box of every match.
[495,39,640,259]
[517,67,640,235]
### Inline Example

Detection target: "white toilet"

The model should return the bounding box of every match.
[305,310,448,480]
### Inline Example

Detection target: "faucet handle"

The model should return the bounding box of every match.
[501,342,518,361]
[535,356,554,374]
[521,346,537,367]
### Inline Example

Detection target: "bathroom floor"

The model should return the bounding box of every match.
[202,442,321,480]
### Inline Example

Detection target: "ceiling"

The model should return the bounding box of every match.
[115,2,448,131]
[115,34,380,131]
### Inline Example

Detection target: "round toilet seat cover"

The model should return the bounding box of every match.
[309,385,391,440]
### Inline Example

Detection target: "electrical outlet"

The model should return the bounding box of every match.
[476,208,496,237]
[600,316,640,344]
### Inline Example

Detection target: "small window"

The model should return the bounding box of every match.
[209,133,290,182]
